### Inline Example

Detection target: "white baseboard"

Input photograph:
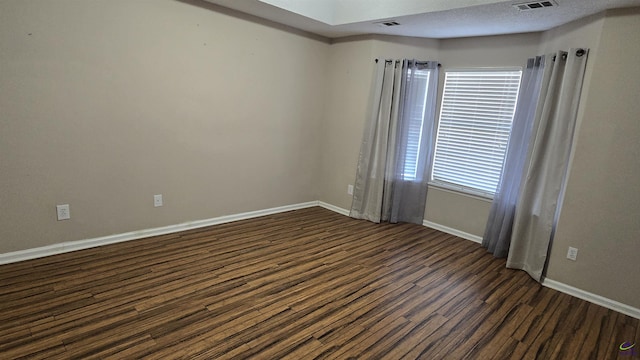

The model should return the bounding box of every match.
[542,278,640,319]
[315,202,483,244]
[315,201,484,245]
[422,220,483,244]
[318,201,350,216]
[0,201,319,265]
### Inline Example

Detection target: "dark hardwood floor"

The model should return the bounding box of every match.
[0,207,638,359]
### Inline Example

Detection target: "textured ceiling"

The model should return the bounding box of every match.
[202,0,640,39]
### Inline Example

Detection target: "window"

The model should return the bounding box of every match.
[402,67,431,181]
[431,69,522,196]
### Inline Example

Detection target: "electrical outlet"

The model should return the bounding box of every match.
[347,184,354,195]
[566,246,578,261]
[154,194,163,207]
[56,204,70,221]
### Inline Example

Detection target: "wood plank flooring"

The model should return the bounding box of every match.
[0,207,637,359]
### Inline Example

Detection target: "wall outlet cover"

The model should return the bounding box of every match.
[56,204,71,221]
[154,194,163,207]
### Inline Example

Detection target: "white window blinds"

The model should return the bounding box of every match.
[431,69,522,196]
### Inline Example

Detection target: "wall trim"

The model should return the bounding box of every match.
[318,201,350,216]
[422,220,483,244]
[0,201,319,265]
[542,278,640,320]
[315,201,484,244]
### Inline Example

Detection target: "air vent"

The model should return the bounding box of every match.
[374,20,400,27]
[513,0,556,11]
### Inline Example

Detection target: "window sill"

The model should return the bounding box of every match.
[427,182,494,203]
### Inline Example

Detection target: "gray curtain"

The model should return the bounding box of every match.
[483,49,589,282]
[350,59,439,224]
[482,57,546,257]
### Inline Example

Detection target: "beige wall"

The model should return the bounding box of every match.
[0,0,328,252]
[538,12,605,54]
[317,37,375,209]
[545,8,640,308]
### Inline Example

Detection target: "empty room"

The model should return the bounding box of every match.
[1,0,639,358]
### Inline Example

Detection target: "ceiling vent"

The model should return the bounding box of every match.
[513,0,557,11]
[374,20,401,27]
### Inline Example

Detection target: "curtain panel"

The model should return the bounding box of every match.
[482,57,546,257]
[483,49,589,282]
[350,59,439,224]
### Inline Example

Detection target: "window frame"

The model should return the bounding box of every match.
[429,67,523,199]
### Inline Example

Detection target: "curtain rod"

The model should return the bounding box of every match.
[552,49,586,62]
[375,58,441,67]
